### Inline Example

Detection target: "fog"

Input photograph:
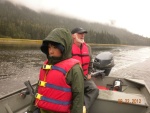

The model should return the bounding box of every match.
[4,0,150,38]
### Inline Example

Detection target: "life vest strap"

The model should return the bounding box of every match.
[38,80,71,92]
[35,93,71,105]
[72,54,89,57]
[52,65,66,75]
[42,65,67,75]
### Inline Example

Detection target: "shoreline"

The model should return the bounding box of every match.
[0,38,42,45]
[0,38,148,47]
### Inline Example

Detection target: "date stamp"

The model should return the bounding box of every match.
[118,99,142,104]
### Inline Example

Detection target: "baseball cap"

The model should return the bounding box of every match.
[71,27,87,34]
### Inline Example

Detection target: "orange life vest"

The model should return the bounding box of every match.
[35,58,79,113]
[72,43,90,75]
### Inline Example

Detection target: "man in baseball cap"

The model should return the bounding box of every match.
[71,27,99,113]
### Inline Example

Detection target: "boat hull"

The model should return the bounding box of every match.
[89,76,150,113]
[0,76,150,113]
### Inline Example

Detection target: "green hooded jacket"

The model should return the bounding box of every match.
[27,28,84,113]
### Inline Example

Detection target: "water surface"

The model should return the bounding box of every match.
[0,44,150,97]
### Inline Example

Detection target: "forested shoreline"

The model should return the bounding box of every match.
[0,1,150,46]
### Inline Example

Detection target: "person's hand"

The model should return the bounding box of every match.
[87,74,91,79]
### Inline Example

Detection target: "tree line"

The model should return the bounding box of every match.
[0,1,150,46]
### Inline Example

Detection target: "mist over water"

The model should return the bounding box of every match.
[0,45,150,97]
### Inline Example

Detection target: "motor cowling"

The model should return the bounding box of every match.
[93,52,114,76]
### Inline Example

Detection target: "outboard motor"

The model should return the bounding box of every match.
[93,52,114,76]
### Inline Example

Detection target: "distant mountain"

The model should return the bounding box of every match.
[0,0,150,46]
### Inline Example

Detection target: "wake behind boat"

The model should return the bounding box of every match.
[0,52,150,113]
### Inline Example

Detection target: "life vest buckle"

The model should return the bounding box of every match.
[35,93,42,100]
[42,65,52,70]
[38,81,46,87]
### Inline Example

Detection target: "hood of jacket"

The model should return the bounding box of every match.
[41,28,72,64]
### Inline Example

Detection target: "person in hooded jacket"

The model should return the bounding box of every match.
[26,28,84,113]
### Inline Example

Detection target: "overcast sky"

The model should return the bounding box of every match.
[8,0,150,38]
